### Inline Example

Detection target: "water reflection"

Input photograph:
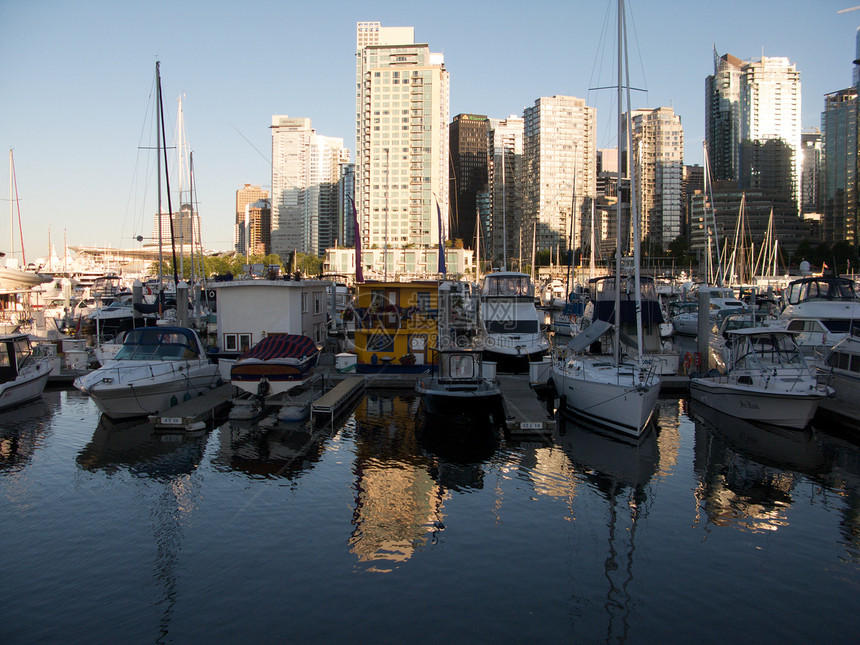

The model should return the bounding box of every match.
[212,419,330,480]
[415,400,503,470]
[556,415,660,643]
[348,394,445,572]
[0,394,56,472]
[691,399,828,533]
[76,414,210,643]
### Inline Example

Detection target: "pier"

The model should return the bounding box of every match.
[499,374,556,440]
[311,375,366,425]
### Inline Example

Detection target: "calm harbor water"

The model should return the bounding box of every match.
[2,386,860,643]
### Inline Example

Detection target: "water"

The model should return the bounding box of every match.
[2,388,860,643]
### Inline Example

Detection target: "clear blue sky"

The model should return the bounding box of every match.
[1,0,857,263]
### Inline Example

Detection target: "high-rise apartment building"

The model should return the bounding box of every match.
[822,88,858,245]
[270,116,348,258]
[706,52,802,212]
[151,203,200,253]
[625,107,684,251]
[235,184,269,254]
[523,96,596,262]
[449,114,489,246]
[487,115,524,268]
[800,130,822,217]
[355,21,450,276]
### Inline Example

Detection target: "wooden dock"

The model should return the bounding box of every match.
[498,374,556,440]
[311,376,366,425]
[149,383,233,430]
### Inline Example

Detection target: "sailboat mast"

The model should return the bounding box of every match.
[156,62,180,289]
[8,149,13,263]
[613,0,623,366]
[622,1,644,365]
[155,63,164,290]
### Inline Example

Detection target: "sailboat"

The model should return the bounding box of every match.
[551,0,661,437]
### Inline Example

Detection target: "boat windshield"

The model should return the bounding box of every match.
[486,319,538,334]
[589,276,656,301]
[785,278,857,305]
[441,352,478,380]
[114,328,199,361]
[482,274,534,298]
[732,333,803,370]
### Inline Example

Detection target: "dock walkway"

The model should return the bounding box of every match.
[311,376,366,425]
[498,374,556,440]
[150,383,233,430]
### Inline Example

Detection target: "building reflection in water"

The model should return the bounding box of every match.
[76,414,210,641]
[348,394,447,572]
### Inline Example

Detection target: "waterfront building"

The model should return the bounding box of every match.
[487,115,524,269]
[822,88,858,246]
[624,107,684,251]
[523,96,596,265]
[338,163,356,251]
[705,51,743,183]
[324,246,474,283]
[235,184,269,254]
[244,199,271,257]
[801,130,822,218]
[270,116,348,258]
[212,278,331,354]
[449,114,489,247]
[355,21,450,276]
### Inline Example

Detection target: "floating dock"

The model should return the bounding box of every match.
[149,383,233,430]
[498,374,556,440]
[311,375,366,425]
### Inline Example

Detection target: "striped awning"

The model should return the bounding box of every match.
[237,334,319,362]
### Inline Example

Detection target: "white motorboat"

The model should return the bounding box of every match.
[672,285,747,336]
[478,271,549,369]
[779,276,860,359]
[690,327,832,429]
[73,326,220,419]
[415,347,501,417]
[0,334,52,412]
[815,334,860,426]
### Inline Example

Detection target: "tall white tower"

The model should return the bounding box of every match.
[355,21,450,276]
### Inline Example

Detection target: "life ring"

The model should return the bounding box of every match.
[568,314,577,323]
[145,286,152,296]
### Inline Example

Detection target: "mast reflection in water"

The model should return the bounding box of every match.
[1,390,860,642]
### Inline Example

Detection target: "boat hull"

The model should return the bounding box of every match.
[554,363,660,437]
[689,378,825,429]
[416,384,502,418]
[81,364,220,419]
[0,359,51,412]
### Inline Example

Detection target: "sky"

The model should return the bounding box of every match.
[1,0,858,264]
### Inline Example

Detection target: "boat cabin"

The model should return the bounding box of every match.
[0,334,35,382]
[783,277,857,306]
[113,327,204,361]
[481,272,535,299]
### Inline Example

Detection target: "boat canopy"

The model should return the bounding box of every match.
[481,272,534,298]
[784,277,857,305]
[115,327,202,361]
[236,334,318,363]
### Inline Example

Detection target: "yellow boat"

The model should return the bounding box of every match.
[351,280,441,373]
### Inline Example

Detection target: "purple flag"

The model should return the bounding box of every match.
[350,197,363,283]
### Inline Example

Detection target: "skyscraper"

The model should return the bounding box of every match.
[706,52,802,212]
[235,184,269,254]
[487,115,524,268]
[270,116,348,258]
[523,96,596,262]
[449,114,489,246]
[625,107,684,251]
[822,88,858,245]
[355,21,450,276]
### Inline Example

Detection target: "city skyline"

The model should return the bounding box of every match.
[1,0,857,262]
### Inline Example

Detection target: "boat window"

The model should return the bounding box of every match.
[486,320,538,334]
[839,352,851,370]
[447,354,475,379]
[851,355,860,373]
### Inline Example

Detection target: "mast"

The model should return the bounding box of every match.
[8,149,13,262]
[156,62,179,290]
[501,149,507,271]
[703,142,722,285]
[622,0,644,366]
[613,0,623,367]
[590,199,596,281]
[565,144,577,302]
